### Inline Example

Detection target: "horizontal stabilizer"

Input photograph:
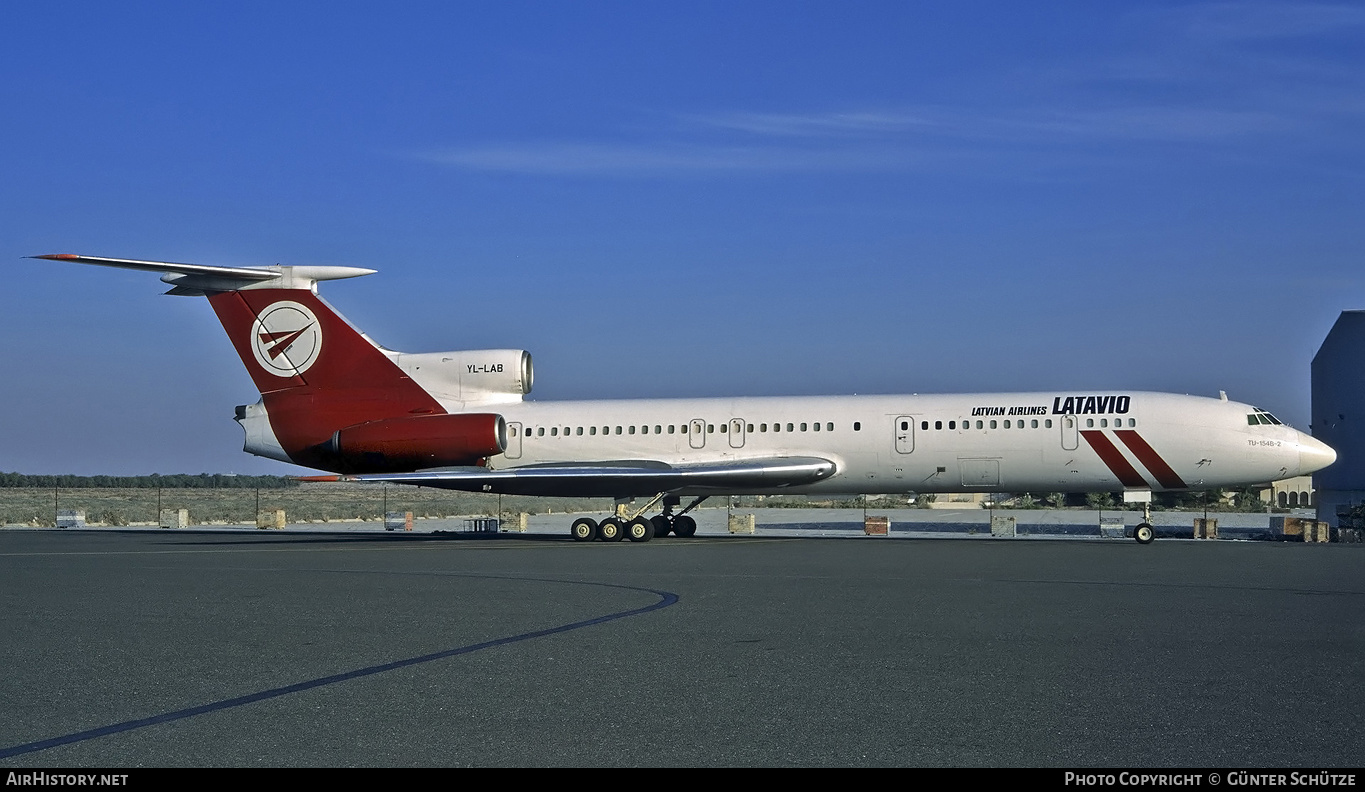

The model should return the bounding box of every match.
[314,456,838,498]
[32,254,377,294]
[33,254,278,280]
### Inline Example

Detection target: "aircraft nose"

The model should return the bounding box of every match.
[1298,433,1337,475]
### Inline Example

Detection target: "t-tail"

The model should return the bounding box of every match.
[33,254,529,472]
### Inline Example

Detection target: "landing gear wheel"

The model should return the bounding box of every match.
[626,517,655,542]
[1134,522,1155,545]
[673,515,697,538]
[650,515,672,538]
[598,517,625,542]
[570,517,598,542]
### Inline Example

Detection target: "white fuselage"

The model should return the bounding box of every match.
[469,391,1330,495]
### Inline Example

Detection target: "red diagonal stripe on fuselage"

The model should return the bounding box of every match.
[1115,430,1187,489]
[1080,430,1148,488]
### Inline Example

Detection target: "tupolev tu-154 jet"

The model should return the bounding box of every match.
[34,253,1337,544]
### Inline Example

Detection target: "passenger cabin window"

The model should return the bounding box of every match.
[853,422,861,431]
[921,421,928,431]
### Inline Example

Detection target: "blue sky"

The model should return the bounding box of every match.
[3,1,1363,475]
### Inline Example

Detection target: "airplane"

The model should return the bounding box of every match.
[33,253,1337,544]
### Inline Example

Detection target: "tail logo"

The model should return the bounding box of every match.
[249,301,323,377]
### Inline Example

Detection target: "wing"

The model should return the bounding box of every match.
[302,456,837,498]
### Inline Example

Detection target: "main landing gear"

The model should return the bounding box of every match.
[569,495,706,543]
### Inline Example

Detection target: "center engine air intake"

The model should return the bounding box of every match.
[328,413,507,472]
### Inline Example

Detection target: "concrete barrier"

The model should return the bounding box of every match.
[256,509,286,529]
[729,513,756,534]
[159,508,189,529]
[863,515,889,536]
[56,509,86,529]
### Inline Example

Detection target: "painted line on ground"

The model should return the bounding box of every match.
[0,575,678,760]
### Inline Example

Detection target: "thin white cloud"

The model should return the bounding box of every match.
[689,105,1296,144]
[687,111,941,138]
[412,102,1308,177]
[414,3,1362,179]
[1008,106,1297,141]
[1168,1,1365,41]
[417,141,954,176]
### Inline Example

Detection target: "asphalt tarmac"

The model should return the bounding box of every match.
[1,530,1361,767]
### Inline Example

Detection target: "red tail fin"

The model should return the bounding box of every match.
[208,289,445,469]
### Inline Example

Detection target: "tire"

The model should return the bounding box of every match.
[673,515,697,538]
[626,517,655,542]
[1134,522,1155,545]
[650,515,671,538]
[598,517,625,542]
[570,517,598,542]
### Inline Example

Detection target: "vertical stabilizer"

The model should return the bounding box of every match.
[207,289,446,469]
[35,254,449,471]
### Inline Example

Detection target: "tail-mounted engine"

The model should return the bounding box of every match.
[394,349,533,406]
[327,413,507,472]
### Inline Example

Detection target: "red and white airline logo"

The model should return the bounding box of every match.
[250,301,323,377]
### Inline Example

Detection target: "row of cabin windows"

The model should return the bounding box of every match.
[509,421,862,438]
[910,417,1139,431]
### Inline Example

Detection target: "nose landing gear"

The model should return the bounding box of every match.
[1133,500,1155,544]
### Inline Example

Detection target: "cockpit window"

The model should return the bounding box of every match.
[1248,409,1283,426]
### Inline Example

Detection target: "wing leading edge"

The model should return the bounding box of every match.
[306,456,838,498]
